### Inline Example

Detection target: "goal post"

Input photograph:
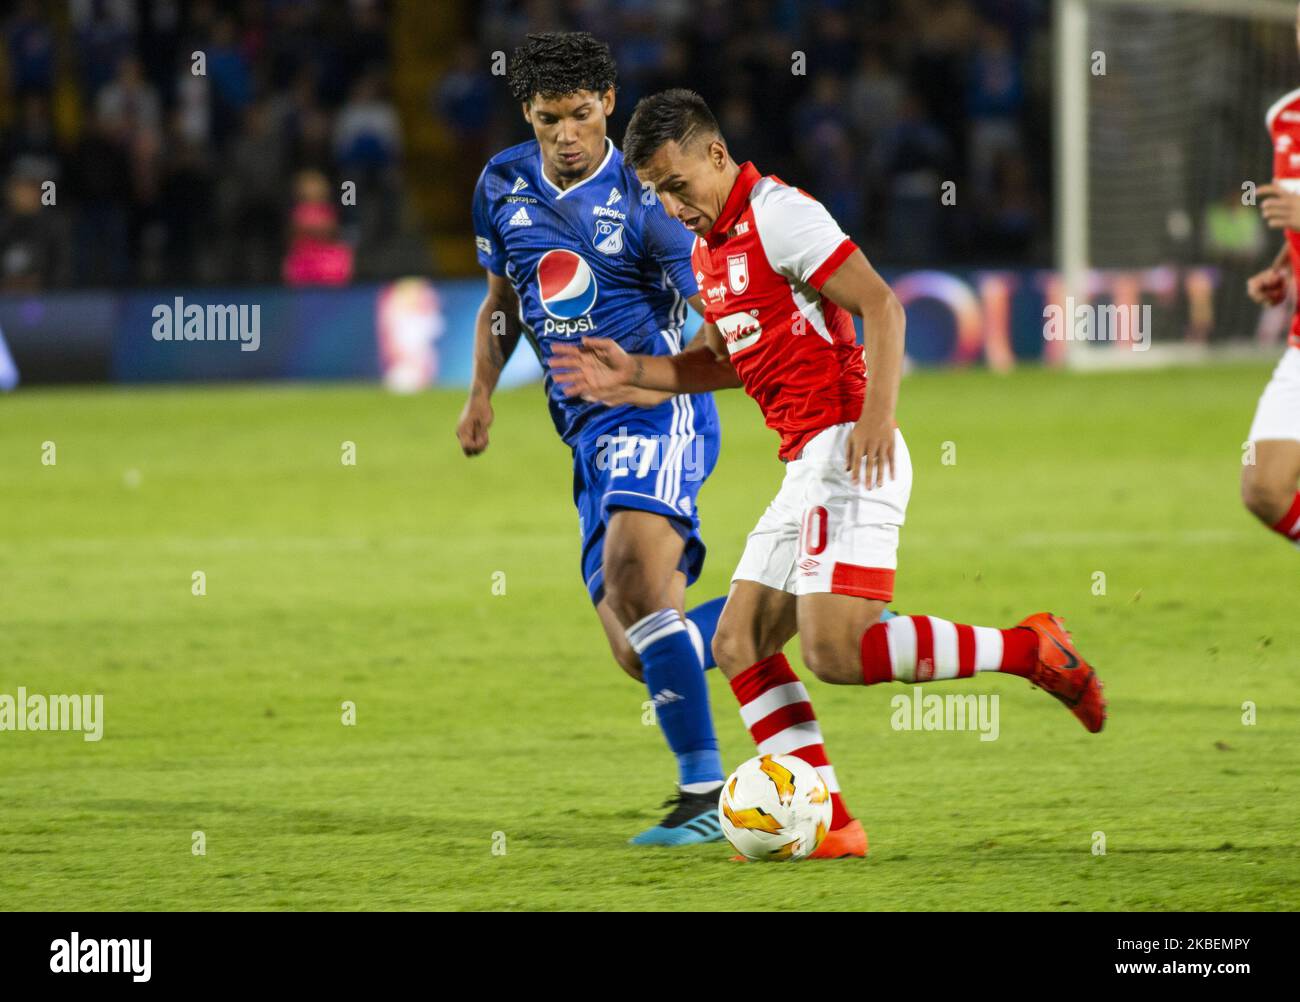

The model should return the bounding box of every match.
[1055,0,1091,368]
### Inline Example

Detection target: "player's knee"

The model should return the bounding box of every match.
[711,623,756,674]
[602,577,656,627]
[800,637,858,685]
[599,602,645,681]
[612,644,643,683]
[1241,474,1288,525]
[598,556,660,626]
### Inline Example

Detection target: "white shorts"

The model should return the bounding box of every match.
[732,424,912,599]
[1249,346,1300,443]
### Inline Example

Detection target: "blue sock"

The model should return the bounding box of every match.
[684,596,726,670]
[628,608,724,790]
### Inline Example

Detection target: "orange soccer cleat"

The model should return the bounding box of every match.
[1018,612,1107,733]
[729,819,868,862]
[808,818,868,860]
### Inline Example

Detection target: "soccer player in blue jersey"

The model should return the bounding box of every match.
[455,32,728,845]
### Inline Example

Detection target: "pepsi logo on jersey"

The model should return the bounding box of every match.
[538,249,599,335]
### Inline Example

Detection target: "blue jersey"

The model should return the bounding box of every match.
[473,137,709,445]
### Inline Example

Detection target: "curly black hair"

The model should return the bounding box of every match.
[507,31,617,104]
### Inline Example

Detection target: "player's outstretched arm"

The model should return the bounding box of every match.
[456,271,521,456]
[820,248,906,489]
[680,320,745,391]
[595,384,677,407]
[566,295,721,407]
[549,324,741,401]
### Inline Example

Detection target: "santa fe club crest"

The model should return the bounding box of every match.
[727,253,749,294]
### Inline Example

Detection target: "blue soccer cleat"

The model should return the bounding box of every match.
[629,789,725,846]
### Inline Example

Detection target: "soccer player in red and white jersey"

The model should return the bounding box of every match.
[1243,3,1300,548]
[551,89,1107,860]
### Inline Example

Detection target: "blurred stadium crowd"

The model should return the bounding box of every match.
[455,0,1052,269]
[1,0,1051,291]
[0,0,425,291]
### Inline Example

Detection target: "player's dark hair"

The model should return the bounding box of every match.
[507,32,617,104]
[623,88,721,169]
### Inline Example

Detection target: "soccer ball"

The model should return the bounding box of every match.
[718,754,832,861]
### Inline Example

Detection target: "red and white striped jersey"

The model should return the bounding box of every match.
[692,162,866,460]
[1266,87,1300,349]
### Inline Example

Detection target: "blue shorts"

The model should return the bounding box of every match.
[573,394,720,605]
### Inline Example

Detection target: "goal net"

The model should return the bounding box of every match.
[1055,0,1299,367]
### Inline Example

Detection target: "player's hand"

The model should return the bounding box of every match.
[1247,265,1289,306]
[549,337,637,401]
[589,385,675,408]
[846,409,896,490]
[1259,183,1300,231]
[456,392,493,456]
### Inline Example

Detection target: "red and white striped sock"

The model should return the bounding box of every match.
[729,653,853,830]
[1270,493,1300,547]
[861,615,1038,684]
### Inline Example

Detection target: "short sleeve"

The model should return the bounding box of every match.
[472,167,506,276]
[752,183,857,290]
[640,197,700,298]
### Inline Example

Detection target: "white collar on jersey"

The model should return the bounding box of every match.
[538,137,616,200]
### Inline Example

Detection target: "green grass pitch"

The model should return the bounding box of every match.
[1,362,1297,911]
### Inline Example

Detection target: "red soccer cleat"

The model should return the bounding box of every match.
[1017,613,1107,733]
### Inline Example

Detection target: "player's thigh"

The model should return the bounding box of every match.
[711,579,798,678]
[596,571,687,683]
[1244,348,1300,520]
[792,426,910,600]
[797,592,887,685]
[1242,439,1300,521]
[595,402,714,618]
[601,509,688,620]
[790,426,911,683]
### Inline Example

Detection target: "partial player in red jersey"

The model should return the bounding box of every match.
[1243,3,1300,548]
[551,89,1106,860]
